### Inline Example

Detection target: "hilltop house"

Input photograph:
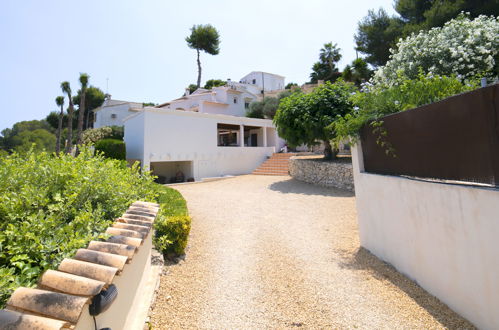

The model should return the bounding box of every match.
[123,71,286,182]
[93,98,144,128]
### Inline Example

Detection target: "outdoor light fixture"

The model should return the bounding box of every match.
[89,284,118,316]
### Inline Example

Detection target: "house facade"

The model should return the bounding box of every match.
[93,98,143,128]
[123,71,287,182]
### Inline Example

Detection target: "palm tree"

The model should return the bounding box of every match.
[76,73,89,146]
[185,24,221,88]
[55,96,65,154]
[61,81,74,154]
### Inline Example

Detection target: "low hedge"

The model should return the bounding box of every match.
[153,185,191,259]
[95,138,126,160]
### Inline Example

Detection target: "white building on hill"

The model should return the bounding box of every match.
[93,98,143,128]
[124,71,287,182]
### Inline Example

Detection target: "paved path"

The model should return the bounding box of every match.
[150,175,473,329]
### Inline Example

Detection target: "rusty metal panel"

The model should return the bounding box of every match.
[360,84,499,186]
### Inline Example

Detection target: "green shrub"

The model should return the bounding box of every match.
[154,215,191,258]
[82,126,124,145]
[152,185,191,258]
[0,148,157,306]
[95,139,126,160]
[333,73,479,142]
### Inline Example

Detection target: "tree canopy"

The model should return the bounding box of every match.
[204,79,226,89]
[0,120,55,153]
[185,24,221,88]
[309,42,343,83]
[355,0,499,67]
[273,81,356,159]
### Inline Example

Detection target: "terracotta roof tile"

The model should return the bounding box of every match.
[87,241,136,260]
[117,217,152,228]
[58,258,118,285]
[122,214,155,222]
[73,249,127,271]
[106,227,144,239]
[0,309,71,330]
[38,270,105,297]
[6,288,89,324]
[112,222,150,237]
[126,210,157,218]
[106,234,142,247]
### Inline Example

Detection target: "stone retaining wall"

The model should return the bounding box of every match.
[289,156,354,191]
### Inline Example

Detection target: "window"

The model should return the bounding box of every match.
[111,113,117,119]
[233,97,238,104]
[245,102,250,109]
[252,79,256,84]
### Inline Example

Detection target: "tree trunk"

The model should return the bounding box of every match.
[76,91,86,146]
[66,101,74,154]
[196,49,201,88]
[323,140,337,160]
[56,104,63,154]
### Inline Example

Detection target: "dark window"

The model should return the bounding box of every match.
[252,79,256,84]
[111,113,117,119]
[233,97,237,104]
[245,102,250,109]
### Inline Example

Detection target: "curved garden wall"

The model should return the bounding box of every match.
[289,156,354,191]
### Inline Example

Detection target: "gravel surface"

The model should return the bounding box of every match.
[150,175,474,329]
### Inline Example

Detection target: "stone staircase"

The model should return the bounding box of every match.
[252,153,297,176]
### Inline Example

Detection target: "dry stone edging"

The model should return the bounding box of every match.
[289,156,354,191]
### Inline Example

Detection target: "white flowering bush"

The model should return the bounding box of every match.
[373,14,499,86]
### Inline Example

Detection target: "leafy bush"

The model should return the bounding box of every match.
[373,14,499,86]
[274,80,356,159]
[95,139,126,160]
[0,148,157,306]
[82,126,124,145]
[333,73,478,142]
[153,185,191,258]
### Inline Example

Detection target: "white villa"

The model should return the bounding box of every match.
[123,71,287,182]
[93,98,144,128]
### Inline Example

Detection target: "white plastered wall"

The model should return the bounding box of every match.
[352,142,499,330]
[124,109,276,180]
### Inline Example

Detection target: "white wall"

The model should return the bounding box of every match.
[239,72,285,91]
[94,104,134,128]
[124,109,276,180]
[352,143,499,330]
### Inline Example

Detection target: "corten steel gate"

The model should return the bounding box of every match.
[360,84,499,186]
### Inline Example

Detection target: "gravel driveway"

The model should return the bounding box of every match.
[150,175,473,329]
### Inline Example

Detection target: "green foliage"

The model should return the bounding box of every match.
[95,139,126,160]
[333,73,479,142]
[0,148,157,306]
[1,120,55,152]
[246,91,294,120]
[285,82,299,89]
[309,42,343,83]
[274,80,356,159]
[45,111,60,131]
[153,185,190,258]
[204,79,226,89]
[72,86,105,113]
[342,58,373,86]
[373,14,499,85]
[185,24,221,55]
[11,129,56,154]
[355,0,499,67]
[82,126,124,145]
[142,102,157,107]
[187,84,198,94]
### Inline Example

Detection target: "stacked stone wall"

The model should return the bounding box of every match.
[289,156,354,192]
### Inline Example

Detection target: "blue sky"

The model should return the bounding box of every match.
[0,0,396,132]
